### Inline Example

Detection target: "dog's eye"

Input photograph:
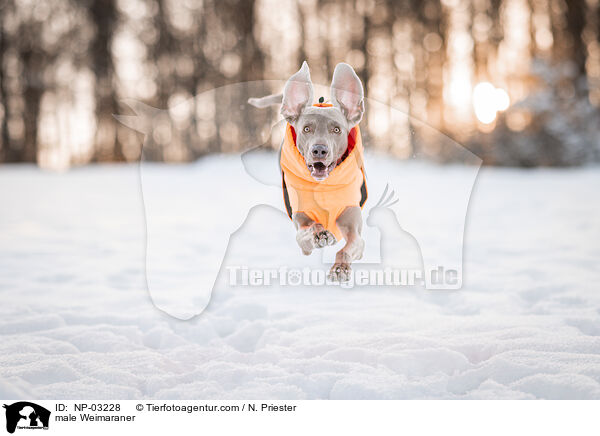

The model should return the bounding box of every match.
[333,126,341,134]
[303,126,311,133]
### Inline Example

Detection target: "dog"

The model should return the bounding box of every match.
[249,62,367,281]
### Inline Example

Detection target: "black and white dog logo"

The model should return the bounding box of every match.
[3,402,50,433]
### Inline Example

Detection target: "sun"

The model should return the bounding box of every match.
[472,82,511,124]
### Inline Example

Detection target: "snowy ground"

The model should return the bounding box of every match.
[1,153,599,399]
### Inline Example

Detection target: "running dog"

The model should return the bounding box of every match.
[249,62,367,281]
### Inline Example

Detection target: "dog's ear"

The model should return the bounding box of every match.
[281,61,314,123]
[331,63,364,127]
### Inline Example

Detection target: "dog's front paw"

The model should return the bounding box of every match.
[314,230,337,248]
[296,224,336,255]
[297,223,323,255]
[328,263,351,282]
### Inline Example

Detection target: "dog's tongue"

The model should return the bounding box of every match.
[309,162,333,180]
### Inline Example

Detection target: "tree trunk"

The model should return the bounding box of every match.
[89,0,124,162]
[0,7,11,162]
[565,0,587,76]
[19,36,43,163]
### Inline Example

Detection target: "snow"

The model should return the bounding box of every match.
[1,153,599,399]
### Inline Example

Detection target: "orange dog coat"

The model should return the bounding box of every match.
[280,105,368,241]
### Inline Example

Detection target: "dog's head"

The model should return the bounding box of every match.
[281,62,364,181]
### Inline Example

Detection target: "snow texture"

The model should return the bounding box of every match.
[1,153,599,399]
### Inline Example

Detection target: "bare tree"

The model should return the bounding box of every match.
[18,20,46,163]
[89,0,124,162]
[564,0,587,78]
[0,1,12,162]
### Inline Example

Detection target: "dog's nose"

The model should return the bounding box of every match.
[310,144,328,158]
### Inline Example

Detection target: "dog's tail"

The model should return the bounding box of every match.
[247,93,283,108]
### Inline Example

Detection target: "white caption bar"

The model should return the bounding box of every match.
[1,400,596,436]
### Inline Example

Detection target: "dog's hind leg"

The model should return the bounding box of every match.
[329,206,364,282]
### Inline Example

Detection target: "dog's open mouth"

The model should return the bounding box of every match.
[307,161,336,180]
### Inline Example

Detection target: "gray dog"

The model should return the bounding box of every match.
[249,62,367,282]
